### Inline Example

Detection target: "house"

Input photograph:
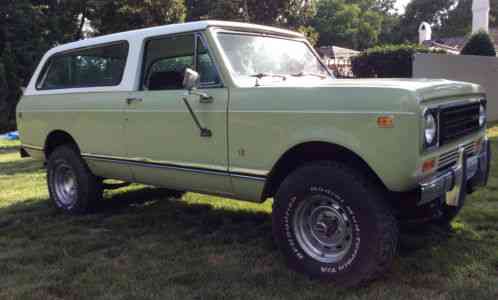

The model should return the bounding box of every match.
[419,0,497,55]
[316,46,360,78]
[422,28,498,54]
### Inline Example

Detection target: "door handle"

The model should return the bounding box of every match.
[126,97,143,105]
[189,90,214,104]
[199,94,214,104]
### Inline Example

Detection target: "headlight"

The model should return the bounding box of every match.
[479,104,486,127]
[424,111,437,146]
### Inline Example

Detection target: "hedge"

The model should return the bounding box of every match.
[461,30,497,56]
[351,44,445,78]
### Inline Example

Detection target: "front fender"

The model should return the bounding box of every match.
[268,112,421,192]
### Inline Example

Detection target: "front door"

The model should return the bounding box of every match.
[124,33,231,196]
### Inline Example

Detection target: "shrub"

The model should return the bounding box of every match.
[461,30,497,56]
[351,44,445,78]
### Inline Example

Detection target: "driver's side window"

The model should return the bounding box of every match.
[143,35,194,91]
[142,34,221,91]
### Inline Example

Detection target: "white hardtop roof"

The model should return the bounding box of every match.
[47,20,304,55]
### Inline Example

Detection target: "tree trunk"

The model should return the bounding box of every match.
[75,5,88,41]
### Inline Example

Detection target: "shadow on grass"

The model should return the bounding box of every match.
[0,139,496,296]
[0,185,274,246]
[0,143,20,154]
[0,182,487,278]
[0,159,44,176]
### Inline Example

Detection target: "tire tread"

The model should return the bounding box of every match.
[272,160,399,286]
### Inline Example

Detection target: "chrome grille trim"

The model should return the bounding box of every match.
[439,102,480,146]
[438,142,475,170]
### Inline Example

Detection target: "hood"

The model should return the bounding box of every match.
[249,77,484,102]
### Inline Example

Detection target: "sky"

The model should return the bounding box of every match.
[395,0,411,13]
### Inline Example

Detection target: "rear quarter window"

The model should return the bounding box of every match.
[36,42,129,90]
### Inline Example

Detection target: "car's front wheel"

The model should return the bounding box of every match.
[272,161,399,287]
[47,145,102,214]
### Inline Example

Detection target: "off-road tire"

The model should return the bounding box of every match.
[47,145,102,214]
[272,161,399,287]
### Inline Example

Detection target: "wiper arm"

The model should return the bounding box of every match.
[291,72,328,79]
[249,73,287,80]
[250,73,287,87]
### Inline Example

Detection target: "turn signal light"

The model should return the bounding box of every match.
[422,159,436,173]
[377,116,394,128]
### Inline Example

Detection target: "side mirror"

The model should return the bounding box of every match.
[183,68,200,91]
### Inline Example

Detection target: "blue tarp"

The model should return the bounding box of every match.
[0,131,19,141]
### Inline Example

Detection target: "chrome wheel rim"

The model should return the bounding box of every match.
[54,163,78,207]
[293,195,354,264]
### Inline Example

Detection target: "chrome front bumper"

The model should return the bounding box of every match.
[419,138,491,207]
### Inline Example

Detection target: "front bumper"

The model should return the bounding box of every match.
[419,137,491,208]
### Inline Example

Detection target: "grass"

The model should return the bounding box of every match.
[0,134,497,300]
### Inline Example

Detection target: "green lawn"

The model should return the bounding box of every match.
[0,133,497,300]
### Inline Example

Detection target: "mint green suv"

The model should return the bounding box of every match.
[17,21,490,286]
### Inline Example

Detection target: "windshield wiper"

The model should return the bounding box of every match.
[250,73,287,87]
[291,72,328,79]
[250,73,288,80]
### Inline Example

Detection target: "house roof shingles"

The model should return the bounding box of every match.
[426,28,498,53]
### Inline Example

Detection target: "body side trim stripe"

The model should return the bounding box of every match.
[22,144,44,151]
[82,154,267,182]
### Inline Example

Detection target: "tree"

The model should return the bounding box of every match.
[0,0,104,130]
[0,61,9,132]
[372,0,396,13]
[312,0,384,49]
[461,30,497,56]
[283,0,318,29]
[399,0,457,42]
[185,0,210,21]
[0,45,21,130]
[186,0,318,29]
[440,0,498,38]
[0,0,50,131]
[91,0,186,35]
[298,26,319,45]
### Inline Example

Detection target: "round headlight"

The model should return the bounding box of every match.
[424,112,437,146]
[479,104,486,127]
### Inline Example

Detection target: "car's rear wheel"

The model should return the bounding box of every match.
[272,161,399,287]
[47,145,102,214]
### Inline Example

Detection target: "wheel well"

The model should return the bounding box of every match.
[262,142,386,200]
[44,130,80,159]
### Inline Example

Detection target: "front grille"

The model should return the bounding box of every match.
[439,102,480,145]
[437,141,475,171]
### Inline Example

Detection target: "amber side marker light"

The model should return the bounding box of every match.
[377,116,394,128]
[422,159,436,173]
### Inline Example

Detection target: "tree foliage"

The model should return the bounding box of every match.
[311,0,385,49]
[1,0,495,131]
[440,0,498,38]
[92,0,186,35]
[186,0,317,29]
[0,0,47,132]
[461,30,497,56]
[398,0,457,42]
[0,0,188,131]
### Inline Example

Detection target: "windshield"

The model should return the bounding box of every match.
[216,33,330,81]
